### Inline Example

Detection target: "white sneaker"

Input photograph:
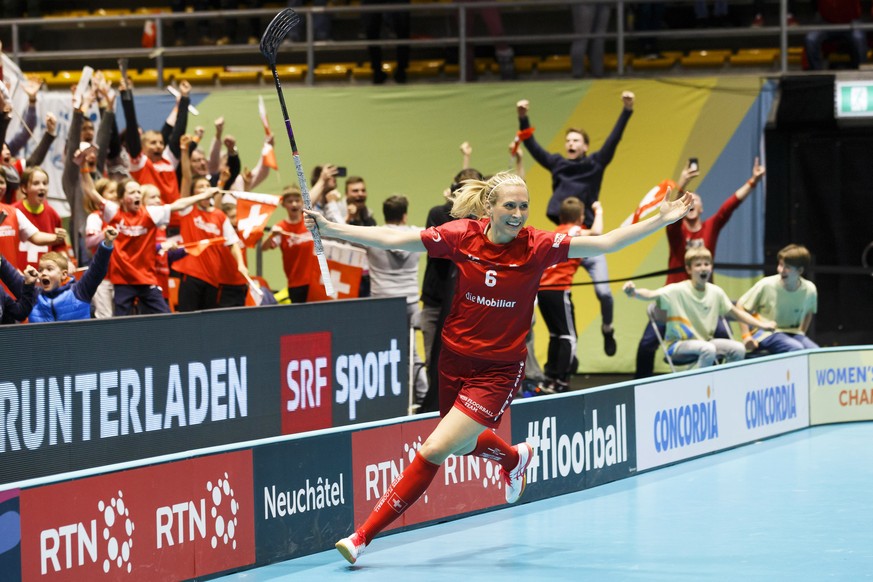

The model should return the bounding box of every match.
[501,442,533,503]
[335,531,366,564]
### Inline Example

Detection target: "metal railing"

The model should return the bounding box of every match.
[1,0,872,87]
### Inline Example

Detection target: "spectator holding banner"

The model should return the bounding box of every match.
[303,171,694,564]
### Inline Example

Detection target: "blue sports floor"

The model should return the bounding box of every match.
[218,422,873,581]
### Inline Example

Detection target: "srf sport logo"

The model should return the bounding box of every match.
[280,332,403,433]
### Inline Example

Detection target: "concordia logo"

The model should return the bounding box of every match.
[745,371,797,428]
[40,490,136,575]
[525,405,628,482]
[653,387,718,452]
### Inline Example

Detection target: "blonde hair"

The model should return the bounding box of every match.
[684,247,712,267]
[450,172,527,220]
[39,251,68,272]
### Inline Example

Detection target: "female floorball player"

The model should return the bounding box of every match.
[303,172,693,564]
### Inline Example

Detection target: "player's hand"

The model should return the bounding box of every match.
[658,189,693,225]
[622,90,635,110]
[516,99,529,118]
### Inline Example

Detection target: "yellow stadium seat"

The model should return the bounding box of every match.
[604,53,633,71]
[98,69,123,84]
[632,54,677,70]
[128,68,160,86]
[265,65,307,83]
[314,62,354,80]
[538,55,572,73]
[176,66,222,85]
[218,67,262,85]
[351,62,396,80]
[730,48,778,67]
[680,50,731,68]
[785,46,803,65]
[407,59,444,77]
[513,56,540,74]
[45,70,82,89]
[92,8,132,17]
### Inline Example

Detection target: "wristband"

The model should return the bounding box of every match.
[747,178,757,188]
[80,167,91,175]
[742,332,753,340]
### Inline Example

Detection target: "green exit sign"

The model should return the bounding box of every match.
[835,81,873,118]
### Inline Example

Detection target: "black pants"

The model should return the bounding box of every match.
[177,274,219,312]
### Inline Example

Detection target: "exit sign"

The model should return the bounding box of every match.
[835,81,873,118]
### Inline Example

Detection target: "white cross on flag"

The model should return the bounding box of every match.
[232,190,280,248]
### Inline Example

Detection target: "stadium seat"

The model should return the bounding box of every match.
[632,53,678,71]
[128,68,160,86]
[45,70,82,89]
[351,62,394,80]
[314,62,355,80]
[680,50,731,68]
[218,67,262,84]
[537,55,571,73]
[264,65,307,83]
[406,59,444,77]
[513,55,540,74]
[730,48,778,67]
[176,66,223,85]
[604,53,633,71]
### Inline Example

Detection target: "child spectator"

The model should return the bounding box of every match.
[4,227,117,323]
[263,185,315,303]
[623,248,774,369]
[0,254,37,324]
[85,178,118,318]
[537,197,603,392]
[120,78,192,205]
[174,176,245,311]
[214,200,250,309]
[80,166,215,316]
[12,166,69,269]
[736,244,819,353]
[0,173,67,275]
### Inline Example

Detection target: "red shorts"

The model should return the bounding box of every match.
[438,346,525,429]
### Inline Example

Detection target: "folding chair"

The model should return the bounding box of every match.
[646,303,735,373]
[646,303,697,373]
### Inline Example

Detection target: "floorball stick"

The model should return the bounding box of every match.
[260,9,336,298]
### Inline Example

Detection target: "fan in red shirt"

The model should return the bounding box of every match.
[173,170,247,311]
[262,185,315,303]
[634,157,766,378]
[304,171,693,565]
[79,169,216,316]
[12,167,69,269]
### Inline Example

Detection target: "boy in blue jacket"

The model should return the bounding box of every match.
[5,227,117,322]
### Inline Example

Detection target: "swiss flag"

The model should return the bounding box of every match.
[233,191,279,248]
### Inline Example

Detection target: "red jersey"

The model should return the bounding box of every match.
[539,223,584,291]
[665,193,742,284]
[0,204,38,271]
[12,200,66,268]
[421,218,571,361]
[272,218,315,288]
[217,241,247,286]
[129,152,180,204]
[173,205,239,287]
[103,200,171,286]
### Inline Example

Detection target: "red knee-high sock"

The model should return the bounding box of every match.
[358,451,440,544]
[468,430,519,472]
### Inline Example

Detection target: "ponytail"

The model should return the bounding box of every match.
[450,172,526,219]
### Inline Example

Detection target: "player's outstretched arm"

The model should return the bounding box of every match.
[304,209,425,252]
